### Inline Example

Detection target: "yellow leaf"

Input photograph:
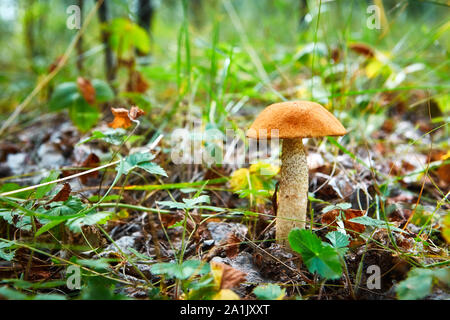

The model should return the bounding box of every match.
[110,209,129,221]
[210,261,223,290]
[230,168,249,192]
[210,262,247,290]
[443,213,450,244]
[213,289,240,300]
[249,162,279,177]
[365,60,384,78]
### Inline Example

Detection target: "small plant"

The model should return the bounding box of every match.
[49,77,114,131]
[288,229,349,280]
[229,162,279,206]
[150,260,246,300]
[253,283,285,300]
[395,267,450,300]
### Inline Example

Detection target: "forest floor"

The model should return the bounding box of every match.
[0,1,449,301]
[0,89,448,300]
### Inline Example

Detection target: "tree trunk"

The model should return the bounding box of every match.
[97,0,115,82]
[137,0,154,33]
[76,0,84,73]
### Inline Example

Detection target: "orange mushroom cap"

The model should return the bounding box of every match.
[246,100,347,139]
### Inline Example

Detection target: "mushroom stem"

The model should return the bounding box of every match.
[277,138,308,245]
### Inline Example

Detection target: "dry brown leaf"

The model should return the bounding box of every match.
[225,233,241,259]
[212,262,247,290]
[48,55,64,74]
[321,208,366,238]
[79,153,100,184]
[348,42,375,58]
[129,106,145,120]
[77,77,96,104]
[330,47,341,63]
[126,71,149,93]
[48,183,71,203]
[436,164,450,186]
[108,107,132,129]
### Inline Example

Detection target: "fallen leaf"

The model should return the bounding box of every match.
[212,289,240,300]
[211,262,246,290]
[225,233,241,259]
[321,208,366,238]
[77,77,96,104]
[47,183,71,203]
[0,143,20,162]
[129,106,145,120]
[330,47,341,63]
[348,42,375,58]
[79,153,100,184]
[108,108,132,129]
[126,70,149,93]
[436,163,450,187]
[388,207,413,228]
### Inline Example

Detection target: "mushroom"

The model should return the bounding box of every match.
[246,101,346,245]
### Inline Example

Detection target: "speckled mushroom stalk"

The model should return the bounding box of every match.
[277,138,308,245]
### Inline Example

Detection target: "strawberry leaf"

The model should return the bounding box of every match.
[289,229,342,280]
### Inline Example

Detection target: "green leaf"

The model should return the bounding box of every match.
[35,171,60,199]
[322,202,352,214]
[182,195,210,208]
[151,260,210,280]
[80,276,127,300]
[49,82,80,111]
[349,216,405,233]
[156,200,186,210]
[78,129,127,146]
[66,212,112,233]
[326,231,350,256]
[253,283,285,300]
[0,240,15,261]
[122,152,167,177]
[135,161,168,176]
[0,279,66,290]
[91,79,114,102]
[35,219,64,237]
[76,258,111,272]
[49,80,113,113]
[32,293,67,300]
[0,183,33,199]
[69,99,101,132]
[128,248,152,261]
[157,195,212,211]
[0,286,28,300]
[193,205,226,212]
[168,220,185,229]
[44,197,85,216]
[396,268,450,300]
[109,18,150,56]
[289,229,342,280]
[0,209,32,231]
[0,285,65,300]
